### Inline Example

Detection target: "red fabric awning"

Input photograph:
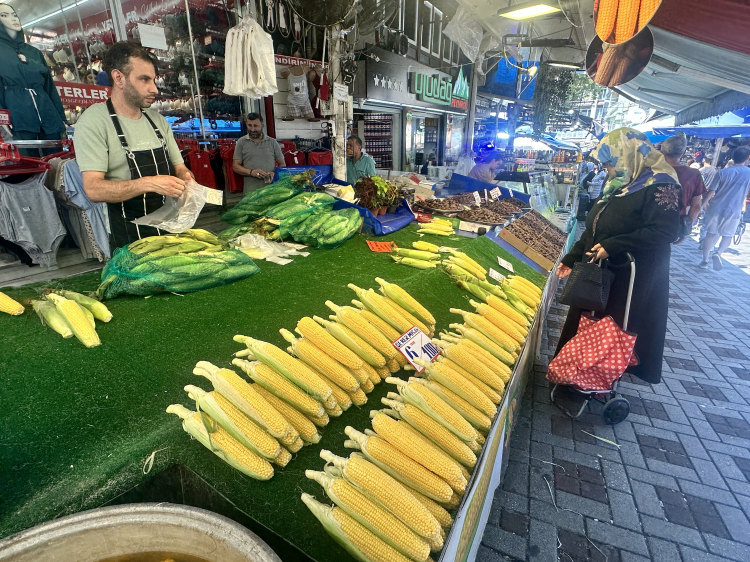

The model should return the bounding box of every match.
[651,0,750,56]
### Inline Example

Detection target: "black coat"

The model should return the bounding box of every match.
[556,182,681,384]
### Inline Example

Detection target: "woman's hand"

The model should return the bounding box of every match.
[590,243,609,261]
[557,264,572,279]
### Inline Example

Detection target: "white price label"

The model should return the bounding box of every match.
[488,267,505,282]
[203,187,223,205]
[392,327,441,373]
[490,187,501,200]
[473,191,482,205]
[138,23,168,50]
[333,83,349,102]
[439,246,458,253]
[497,257,514,272]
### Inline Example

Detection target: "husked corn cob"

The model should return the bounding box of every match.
[438,358,503,404]
[344,427,454,503]
[354,362,380,386]
[482,296,529,330]
[0,290,24,316]
[316,372,352,411]
[45,293,100,347]
[32,300,72,338]
[389,378,478,443]
[281,329,360,392]
[450,323,516,366]
[441,492,461,509]
[274,446,292,467]
[296,316,364,370]
[424,531,444,553]
[306,471,430,562]
[301,494,413,562]
[407,486,454,529]
[375,365,389,380]
[325,402,344,417]
[167,404,273,480]
[434,341,505,392]
[370,411,467,494]
[55,290,112,322]
[448,250,486,278]
[596,0,619,40]
[234,335,333,402]
[314,316,386,369]
[78,302,96,330]
[384,296,433,336]
[375,277,436,326]
[415,359,497,417]
[354,304,407,369]
[508,274,542,296]
[441,336,511,382]
[184,385,281,460]
[410,378,492,433]
[450,309,519,353]
[232,359,325,417]
[319,451,442,541]
[614,0,638,42]
[348,284,414,334]
[326,301,398,360]
[446,255,486,281]
[347,386,368,406]
[412,241,440,253]
[306,411,330,427]
[381,400,477,468]
[194,362,297,444]
[503,279,539,306]
[386,357,400,373]
[252,385,321,444]
[638,0,658,30]
[360,376,375,393]
[286,436,304,453]
[502,287,534,318]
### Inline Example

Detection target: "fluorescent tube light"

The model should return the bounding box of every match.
[497,2,561,20]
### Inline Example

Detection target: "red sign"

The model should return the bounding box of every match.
[0,110,10,126]
[414,212,434,223]
[274,54,328,68]
[366,240,398,252]
[451,98,468,110]
[55,81,110,108]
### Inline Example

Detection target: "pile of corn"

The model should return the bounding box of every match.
[595,0,656,44]
[126,229,228,256]
[29,290,112,347]
[418,217,455,237]
[167,278,436,480]
[391,242,440,269]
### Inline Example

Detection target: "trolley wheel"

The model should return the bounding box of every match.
[602,396,630,424]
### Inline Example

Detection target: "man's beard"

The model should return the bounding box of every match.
[124,81,153,109]
[249,130,262,139]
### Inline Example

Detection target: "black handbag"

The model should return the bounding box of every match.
[559,257,615,312]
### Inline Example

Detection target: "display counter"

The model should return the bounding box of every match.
[0,223,553,561]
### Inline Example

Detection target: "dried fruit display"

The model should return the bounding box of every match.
[457,209,508,224]
[421,198,465,211]
[448,193,480,206]
[504,198,530,209]
[485,200,521,216]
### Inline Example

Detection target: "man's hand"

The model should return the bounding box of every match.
[557,264,572,279]
[142,175,186,198]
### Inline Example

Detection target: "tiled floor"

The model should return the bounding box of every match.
[479,230,750,562]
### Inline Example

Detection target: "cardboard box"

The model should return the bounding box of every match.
[498,228,556,272]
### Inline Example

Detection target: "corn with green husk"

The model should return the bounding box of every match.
[412,241,439,253]
[325,301,398,361]
[391,248,440,261]
[443,261,479,283]
[53,290,113,322]
[391,256,438,269]
[503,286,535,317]
[45,293,100,347]
[414,358,497,417]
[448,323,516,366]
[0,290,25,316]
[166,404,273,480]
[375,278,435,327]
[31,300,72,338]
[450,308,519,353]
[409,378,492,433]
[313,316,387,369]
[445,255,486,280]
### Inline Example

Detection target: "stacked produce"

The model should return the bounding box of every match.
[30,290,113,347]
[457,208,508,224]
[448,193,480,206]
[504,197,530,209]
[281,206,363,249]
[166,279,437,481]
[485,199,522,216]
[219,171,313,226]
[503,210,567,263]
[98,229,260,299]
[391,244,440,269]
[0,290,24,316]
[418,217,455,237]
[419,198,464,212]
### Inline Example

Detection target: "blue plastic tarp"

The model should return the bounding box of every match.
[652,124,750,139]
[445,174,531,203]
[273,165,333,185]
[332,198,415,236]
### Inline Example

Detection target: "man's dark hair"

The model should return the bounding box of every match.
[103,42,157,86]
[732,146,750,164]
[348,135,363,148]
[484,150,502,163]
[246,112,263,123]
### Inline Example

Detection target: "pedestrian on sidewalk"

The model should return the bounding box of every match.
[555,128,682,384]
[660,133,707,243]
[699,146,750,270]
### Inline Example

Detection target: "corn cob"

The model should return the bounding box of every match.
[389,378,477,443]
[354,305,407,370]
[481,295,529,329]
[375,364,390,379]
[413,241,440,253]
[252,384,321,444]
[274,446,292,467]
[430,342,504,395]
[325,402,344,417]
[614,0,638,42]
[232,359,325,417]
[306,411,330,427]
[301,494,413,562]
[450,323,516,366]
[386,357,400,373]
[45,293,100,347]
[166,404,273,480]
[450,309,519,353]
[315,372,352,411]
[596,0,619,41]
[469,300,527,343]
[306,471,430,562]
[319,451,442,541]
[184,385,281,460]
[392,256,438,269]
[444,261,480,282]
[438,336,511,383]
[410,378,492,433]
[414,359,497,417]
[475,278,507,299]
[446,255,486,281]
[448,250,486,278]
[375,278,436,326]
[504,283,538,310]
[381,400,477,468]
[326,302,398,360]
[194,361,297,444]
[0,290,24,316]
[55,290,112,322]
[344,427,454,503]
[638,0,658,30]
[296,316,364,370]
[348,284,414,334]
[384,296,433,336]
[78,302,96,330]
[280,329,360,392]
[417,227,453,236]
[360,376,375,393]
[234,335,333,402]
[437,357,503,404]
[392,248,440,261]
[508,274,542,296]
[313,316,386,369]
[370,411,467,494]
[424,532,444,553]
[608,54,630,87]
[32,300,73,338]
[347,386,368,406]
[457,279,490,302]
[286,436,304,453]
[595,44,618,86]
[407,486,454,529]
[503,279,540,306]
[502,287,534,318]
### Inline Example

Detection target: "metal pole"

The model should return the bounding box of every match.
[330,25,347,181]
[712,138,723,167]
[73,1,93,77]
[464,65,478,155]
[184,0,206,139]
[59,0,80,82]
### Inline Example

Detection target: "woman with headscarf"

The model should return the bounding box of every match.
[555,128,682,384]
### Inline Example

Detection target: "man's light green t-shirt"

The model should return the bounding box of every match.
[73,102,184,181]
[346,153,376,185]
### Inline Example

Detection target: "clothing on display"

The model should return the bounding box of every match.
[186,150,218,189]
[223,16,277,99]
[285,71,314,118]
[61,159,110,260]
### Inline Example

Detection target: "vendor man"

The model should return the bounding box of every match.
[74,42,193,250]
[468,150,502,184]
[232,113,286,194]
[346,136,376,185]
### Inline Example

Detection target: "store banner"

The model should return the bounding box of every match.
[55,82,110,108]
[274,54,327,68]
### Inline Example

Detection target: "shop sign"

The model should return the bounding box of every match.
[55,81,110,108]
[392,326,440,373]
[409,72,453,106]
[274,54,327,68]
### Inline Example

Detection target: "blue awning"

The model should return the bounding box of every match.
[644,131,671,144]
[652,124,750,139]
[540,134,579,151]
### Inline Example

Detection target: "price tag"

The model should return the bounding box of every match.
[473,191,482,205]
[203,187,223,205]
[439,246,458,253]
[204,35,213,45]
[488,267,505,282]
[367,240,397,252]
[0,109,10,126]
[497,256,515,273]
[392,327,441,373]
[490,187,501,200]
[414,212,433,223]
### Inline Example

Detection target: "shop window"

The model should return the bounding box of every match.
[443,35,452,63]
[405,0,418,43]
[421,1,432,53]
[432,8,442,57]
[452,42,461,65]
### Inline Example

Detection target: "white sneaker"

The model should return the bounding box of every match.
[711,253,722,271]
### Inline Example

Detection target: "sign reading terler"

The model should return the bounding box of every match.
[55,81,110,108]
[393,326,440,373]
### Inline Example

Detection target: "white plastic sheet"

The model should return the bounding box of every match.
[443,7,484,63]
[132,180,207,233]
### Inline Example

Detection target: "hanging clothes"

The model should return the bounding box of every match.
[186,150,217,189]
[286,71,314,118]
[223,16,277,99]
[62,159,110,259]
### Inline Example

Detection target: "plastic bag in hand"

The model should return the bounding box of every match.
[132,179,207,233]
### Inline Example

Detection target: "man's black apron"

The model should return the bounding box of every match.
[106,98,174,249]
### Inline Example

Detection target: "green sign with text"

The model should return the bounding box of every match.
[409,67,469,110]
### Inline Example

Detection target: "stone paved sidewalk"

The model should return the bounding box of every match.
[479,231,750,562]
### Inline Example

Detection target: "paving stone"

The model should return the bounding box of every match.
[703,535,750,562]
[608,489,641,531]
[641,515,706,549]
[680,545,734,562]
[529,498,585,534]
[714,504,750,545]
[527,519,558,562]
[586,518,649,556]
[726,478,750,497]
[678,480,740,507]
[502,460,530,495]
[625,464,679,488]
[646,458,699,481]
[601,459,630,493]
[493,490,528,512]
[689,457,729,489]
[552,446,601,470]
[556,490,611,520]
[709,451,749,482]
[477,544,520,562]
[482,525,528,561]
[646,537,682,562]
[629,480,665,518]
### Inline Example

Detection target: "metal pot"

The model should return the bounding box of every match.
[0,503,281,562]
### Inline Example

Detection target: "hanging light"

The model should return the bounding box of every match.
[496,1,561,20]
[545,61,581,70]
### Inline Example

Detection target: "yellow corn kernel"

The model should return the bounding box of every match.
[331,303,398,360]
[361,377,375,393]
[347,386,369,406]
[415,378,493,433]
[306,411,330,427]
[253,385,320,443]
[376,278,436,326]
[441,358,503,404]
[286,436,303,453]
[484,297,528,333]
[332,503,414,562]
[296,316,364,370]
[638,0,658,29]
[375,365,390,380]
[287,334,360,392]
[407,383,478,443]
[596,0,619,40]
[274,446,292,467]
[387,357,400,373]
[213,392,281,459]
[614,0,638,42]
[357,362,382,385]
[384,296,432,335]
[236,360,325,418]
[0,290,24,316]
[318,373,352,411]
[407,486,454,529]
[455,338,512,383]
[325,403,344,417]
[358,307,402,341]
[430,361,497,417]
[46,293,100,347]
[442,344,505,392]
[336,321,387,368]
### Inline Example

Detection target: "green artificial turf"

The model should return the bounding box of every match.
[0,225,546,560]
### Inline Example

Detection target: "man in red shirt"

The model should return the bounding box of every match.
[660,134,707,243]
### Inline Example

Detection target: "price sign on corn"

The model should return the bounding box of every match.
[393,326,440,373]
